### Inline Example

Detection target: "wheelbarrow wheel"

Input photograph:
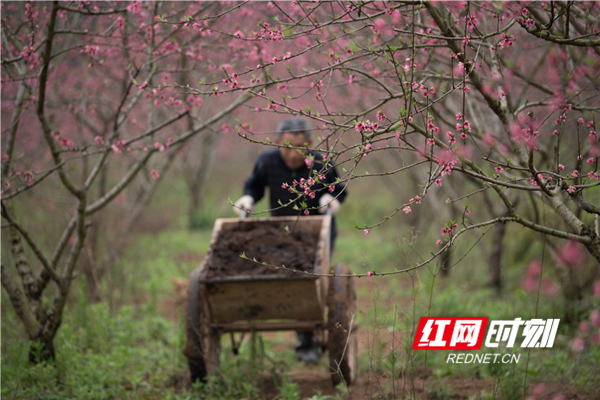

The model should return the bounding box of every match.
[327,263,358,386]
[183,268,221,383]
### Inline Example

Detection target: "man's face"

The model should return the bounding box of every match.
[277,132,311,170]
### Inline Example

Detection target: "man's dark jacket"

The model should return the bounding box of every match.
[243,149,347,246]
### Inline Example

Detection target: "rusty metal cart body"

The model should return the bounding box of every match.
[183,215,357,386]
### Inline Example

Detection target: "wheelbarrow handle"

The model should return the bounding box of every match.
[240,208,329,220]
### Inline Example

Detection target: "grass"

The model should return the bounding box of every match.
[2,299,183,399]
[1,199,350,399]
[2,176,600,399]
[1,299,325,400]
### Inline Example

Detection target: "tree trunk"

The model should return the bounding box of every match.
[547,231,600,325]
[187,178,202,227]
[440,240,451,276]
[185,131,219,228]
[179,53,220,229]
[582,225,600,266]
[488,222,506,296]
[81,166,106,303]
[554,259,586,325]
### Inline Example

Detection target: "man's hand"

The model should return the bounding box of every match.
[233,195,254,216]
[318,193,341,216]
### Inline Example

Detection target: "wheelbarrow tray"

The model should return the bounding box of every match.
[197,215,331,326]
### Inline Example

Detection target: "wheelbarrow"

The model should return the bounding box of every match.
[183,214,357,386]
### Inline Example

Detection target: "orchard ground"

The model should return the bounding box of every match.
[2,169,599,400]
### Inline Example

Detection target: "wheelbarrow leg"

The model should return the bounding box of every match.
[183,268,221,383]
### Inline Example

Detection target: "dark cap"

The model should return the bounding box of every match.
[276,118,311,138]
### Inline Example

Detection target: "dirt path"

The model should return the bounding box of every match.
[259,368,496,400]
[256,277,496,399]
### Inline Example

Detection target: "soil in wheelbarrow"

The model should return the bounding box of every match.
[204,225,319,278]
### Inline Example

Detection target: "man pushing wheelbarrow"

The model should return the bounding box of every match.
[183,118,356,386]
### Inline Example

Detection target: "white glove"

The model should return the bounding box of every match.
[233,195,254,216]
[318,193,341,216]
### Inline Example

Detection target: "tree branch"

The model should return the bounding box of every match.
[36,1,81,198]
